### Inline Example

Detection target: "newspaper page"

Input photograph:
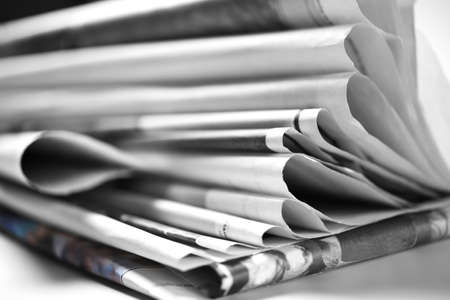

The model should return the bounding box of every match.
[0,181,214,271]
[119,216,259,255]
[0,209,207,300]
[118,128,437,200]
[197,204,450,297]
[0,131,136,195]
[0,72,444,192]
[0,0,394,56]
[130,151,408,207]
[77,188,299,246]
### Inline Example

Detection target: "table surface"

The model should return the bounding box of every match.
[2,1,450,299]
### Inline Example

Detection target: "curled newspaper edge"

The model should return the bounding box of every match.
[124,178,450,233]
[131,151,409,208]
[0,131,136,195]
[118,126,438,201]
[1,72,445,192]
[0,24,414,106]
[1,22,444,183]
[124,179,333,233]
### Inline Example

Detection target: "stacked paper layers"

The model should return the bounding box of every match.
[0,0,449,299]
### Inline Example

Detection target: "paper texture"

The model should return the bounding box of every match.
[2,19,443,183]
[0,131,135,195]
[78,188,297,246]
[21,107,439,199]
[117,125,439,201]
[0,181,213,271]
[0,1,449,299]
[119,215,259,255]
[199,205,450,297]
[0,209,206,300]
[416,31,450,170]
[2,203,450,299]
[0,0,383,57]
[124,178,450,234]
[132,151,410,207]
[1,72,444,192]
[123,179,330,234]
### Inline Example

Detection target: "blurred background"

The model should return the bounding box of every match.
[416,0,450,77]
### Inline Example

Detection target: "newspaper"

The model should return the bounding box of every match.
[124,178,450,231]
[77,188,299,246]
[115,127,332,157]
[0,209,207,300]
[13,106,443,197]
[2,19,444,183]
[123,178,334,233]
[130,151,409,208]
[1,72,445,192]
[0,180,214,271]
[0,1,449,298]
[199,204,450,297]
[395,0,418,88]
[0,24,405,97]
[0,25,359,85]
[2,202,450,299]
[0,126,437,204]
[4,108,353,137]
[119,216,259,255]
[0,131,136,195]
[0,0,400,57]
[117,127,438,201]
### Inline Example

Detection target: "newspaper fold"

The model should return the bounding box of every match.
[16,107,438,198]
[1,73,444,192]
[123,179,333,232]
[0,131,136,195]
[131,151,409,208]
[0,25,413,111]
[2,21,444,184]
[124,178,450,233]
[118,127,438,201]
[123,178,443,234]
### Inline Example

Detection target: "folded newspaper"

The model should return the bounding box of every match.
[0,0,449,299]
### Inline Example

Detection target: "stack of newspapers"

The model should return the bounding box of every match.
[1,0,450,298]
